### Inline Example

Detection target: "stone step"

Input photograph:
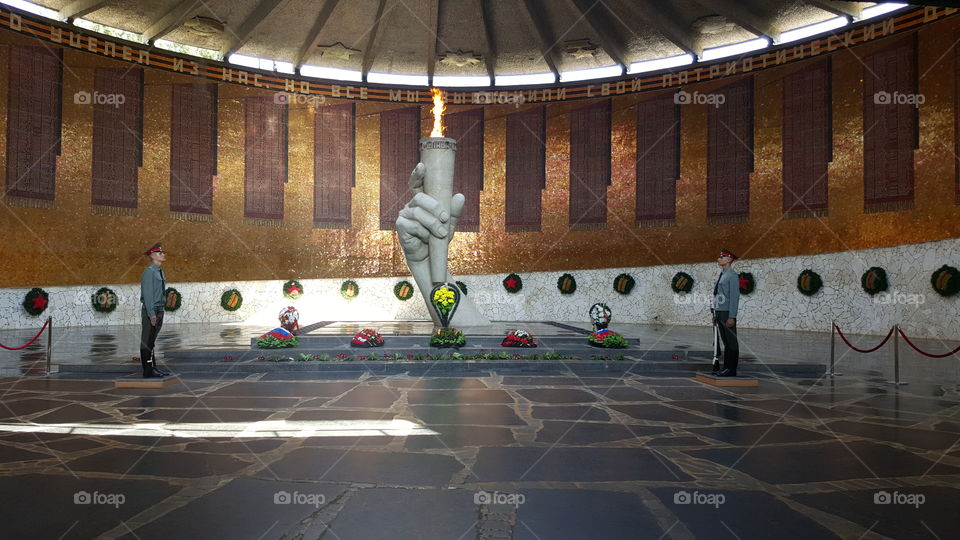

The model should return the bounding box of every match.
[59,359,825,377]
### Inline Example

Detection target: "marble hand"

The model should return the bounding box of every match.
[396,163,465,263]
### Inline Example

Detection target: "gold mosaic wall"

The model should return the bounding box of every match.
[1,18,960,288]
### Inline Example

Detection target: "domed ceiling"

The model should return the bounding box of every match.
[31,1,890,83]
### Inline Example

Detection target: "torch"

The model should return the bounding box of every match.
[421,89,456,285]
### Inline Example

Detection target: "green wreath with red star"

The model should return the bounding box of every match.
[283,280,304,300]
[738,272,755,295]
[23,288,49,316]
[503,273,523,294]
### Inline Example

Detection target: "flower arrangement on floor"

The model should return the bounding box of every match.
[613,273,635,295]
[23,288,49,316]
[164,287,182,312]
[283,280,303,299]
[502,329,538,347]
[351,328,384,347]
[257,327,298,348]
[221,289,243,311]
[340,280,359,301]
[91,287,118,313]
[738,272,755,295]
[861,267,888,296]
[671,272,694,294]
[589,329,628,348]
[931,264,960,297]
[503,273,523,293]
[589,302,612,331]
[429,283,465,347]
[279,306,300,333]
[557,273,577,294]
[432,286,457,323]
[430,327,466,347]
[797,270,823,296]
[394,280,414,301]
[266,351,581,362]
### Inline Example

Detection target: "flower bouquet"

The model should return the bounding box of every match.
[431,284,459,326]
[351,328,384,347]
[588,329,628,348]
[278,306,300,333]
[257,327,299,349]
[502,329,538,348]
[589,302,612,331]
[430,327,466,348]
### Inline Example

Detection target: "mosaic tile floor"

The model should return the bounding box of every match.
[0,370,958,539]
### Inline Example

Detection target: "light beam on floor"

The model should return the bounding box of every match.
[0,419,438,438]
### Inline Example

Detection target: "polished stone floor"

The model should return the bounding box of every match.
[0,369,958,539]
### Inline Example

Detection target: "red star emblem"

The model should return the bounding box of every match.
[505,277,517,289]
[31,295,48,311]
[739,275,749,290]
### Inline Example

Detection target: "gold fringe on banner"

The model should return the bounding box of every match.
[244,217,284,228]
[170,211,213,222]
[636,219,675,228]
[864,200,914,213]
[313,221,351,230]
[569,222,606,231]
[92,205,137,217]
[783,208,828,220]
[505,225,541,232]
[707,215,750,225]
[3,196,54,209]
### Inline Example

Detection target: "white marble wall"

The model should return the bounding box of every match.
[1,238,958,339]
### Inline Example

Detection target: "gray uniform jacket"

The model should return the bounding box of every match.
[713,268,740,318]
[140,264,165,318]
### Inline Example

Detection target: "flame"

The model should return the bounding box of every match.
[430,88,446,137]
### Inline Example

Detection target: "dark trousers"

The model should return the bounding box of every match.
[715,311,739,373]
[140,307,164,374]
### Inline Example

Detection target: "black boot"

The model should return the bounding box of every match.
[717,368,737,377]
[711,359,721,374]
[151,355,170,377]
[143,367,163,378]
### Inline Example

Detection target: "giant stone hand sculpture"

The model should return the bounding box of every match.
[396,160,488,328]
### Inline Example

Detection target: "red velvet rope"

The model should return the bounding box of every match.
[0,318,50,351]
[834,323,894,353]
[897,328,960,358]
